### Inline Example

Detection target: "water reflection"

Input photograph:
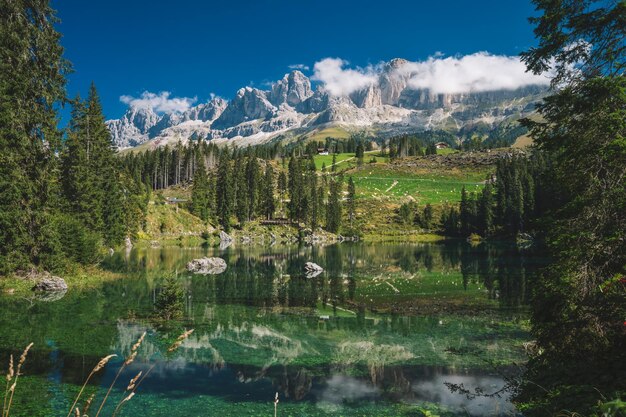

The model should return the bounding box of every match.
[104,240,539,311]
[0,241,540,416]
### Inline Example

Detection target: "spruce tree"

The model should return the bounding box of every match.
[346,177,356,227]
[216,150,233,231]
[0,0,70,272]
[261,164,276,219]
[277,170,287,217]
[246,156,261,220]
[459,186,470,235]
[326,176,343,233]
[234,155,249,225]
[86,83,125,245]
[287,156,304,222]
[422,203,434,230]
[478,183,494,236]
[191,159,210,221]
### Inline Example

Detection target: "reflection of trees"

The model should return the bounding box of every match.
[458,242,536,307]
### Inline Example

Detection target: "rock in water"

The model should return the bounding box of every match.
[187,257,227,275]
[219,231,233,249]
[304,262,324,278]
[32,275,68,292]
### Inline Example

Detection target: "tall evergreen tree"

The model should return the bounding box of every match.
[191,159,210,221]
[216,150,233,231]
[459,186,471,235]
[277,170,287,217]
[246,156,261,220]
[478,183,494,236]
[326,176,343,233]
[346,177,356,227]
[0,0,70,272]
[234,155,249,225]
[86,83,125,245]
[422,203,434,230]
[287,156,305,222]
[260,164,276,220]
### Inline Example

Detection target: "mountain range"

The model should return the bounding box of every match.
[106,58,547,150]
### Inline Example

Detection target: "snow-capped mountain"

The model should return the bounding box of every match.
[106,59,547,150]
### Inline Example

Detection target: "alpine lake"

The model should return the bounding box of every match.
[0,240,545,416]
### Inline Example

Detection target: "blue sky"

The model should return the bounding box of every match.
[53,0,539,120]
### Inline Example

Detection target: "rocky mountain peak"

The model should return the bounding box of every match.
[106,58,548,149]
[181,97,228,123]
[386,58,409,70]
[270,70,313,107]
[211,87,275,129]
[105,105,160,148]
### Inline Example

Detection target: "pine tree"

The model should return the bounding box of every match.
[0,0,69,272]
[86,83,125,245]
[326,176,342,233]
[478,183,494,236]
[216,150,233,231]
[234,155,249,225]
[355,142,365,166]
[422,203,434,230]
[191,159,210,221]
[346,177,356,227]
[287,156,304,222]
[277,170,287,217]
[261,164,276,219]
[246,156,261,220]
[459,186,471,235]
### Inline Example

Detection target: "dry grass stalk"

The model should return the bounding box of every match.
[167,329,194,353]
[82,393,95,415]
[74,406,80,417]
[3,343,33,417]
[111,392,134,417]
[65,354,116,417]
[94,332,146,417]
[2,355,14,417]
[125,371,142,392]
[274,392,279,417]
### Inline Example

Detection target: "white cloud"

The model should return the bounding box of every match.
[400,52,550,94]
[311,53,550,97]
[312,58,378,96]
[120,91,197,113]
[288,64,310,71]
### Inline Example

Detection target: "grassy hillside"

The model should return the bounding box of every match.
[338,150,504,239]
[351,165,484,205]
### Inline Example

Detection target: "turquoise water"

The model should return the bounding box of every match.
[0,242,542,416]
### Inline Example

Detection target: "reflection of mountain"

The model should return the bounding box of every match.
[106,319,518,416]
[0,242,542,416]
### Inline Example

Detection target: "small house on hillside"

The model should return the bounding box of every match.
[435,142,450,150]
[318,148,329,155]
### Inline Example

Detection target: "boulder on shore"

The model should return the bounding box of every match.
[187,257,227,275]
[219,231,233,249]
[304,262,324,278]
[32,275,68,292]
